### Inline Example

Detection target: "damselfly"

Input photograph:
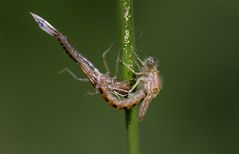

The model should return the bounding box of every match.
[120,56,161,120]
[30,12,130,95]
[31,13,161,120]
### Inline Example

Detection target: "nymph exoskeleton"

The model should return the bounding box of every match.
[120,56,161,120]
[31,13,161,120]
[30,12,130,95]
[31,13,146,108]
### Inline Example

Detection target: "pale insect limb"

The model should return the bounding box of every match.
[111,90,128,98]
[111,91,122,100]
[116,50,143,75]
[134,51,145,66]
[128,77,144,93]
[111,87,129,93]
[30,12,58,36]
[102,44,114,75]
[85,90,99,96]
[59,67,89,82]
[133,51,151,70]
[115,51,140,77]
[99,86,146,110]
[118,59,143,76]
[135,59,141,71]
[113,89,146,110]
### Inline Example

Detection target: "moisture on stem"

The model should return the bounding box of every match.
[117,0,139,154]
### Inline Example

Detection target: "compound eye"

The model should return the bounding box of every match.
[149,60,154,65]
[146,57,155,66]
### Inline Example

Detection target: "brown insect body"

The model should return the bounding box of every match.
[31,13,161,120]
[137,57,161,120]
[122,56,161,120]
[56,34,130,93]
[30,13,132,100]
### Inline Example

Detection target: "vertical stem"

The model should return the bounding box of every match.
[125,107,139,154]
[117,0,139,154]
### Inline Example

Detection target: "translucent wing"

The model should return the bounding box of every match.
[30,12,58,36]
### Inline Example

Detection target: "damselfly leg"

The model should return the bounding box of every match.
[118,59,143,76]
[102,44,114,75]
[85,90,99,96]
[59,67,89,82]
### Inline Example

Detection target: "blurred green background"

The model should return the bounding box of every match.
[0,0,238,154]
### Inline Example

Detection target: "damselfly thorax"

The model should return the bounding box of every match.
[120,56,161,120]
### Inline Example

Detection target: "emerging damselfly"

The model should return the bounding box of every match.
[31,12,161,120]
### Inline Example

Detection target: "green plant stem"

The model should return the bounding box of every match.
[117,0,139,154]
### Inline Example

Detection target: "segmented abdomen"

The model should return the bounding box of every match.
[98,86,146,110]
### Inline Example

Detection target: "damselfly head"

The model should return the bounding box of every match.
[144,56,157,69]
